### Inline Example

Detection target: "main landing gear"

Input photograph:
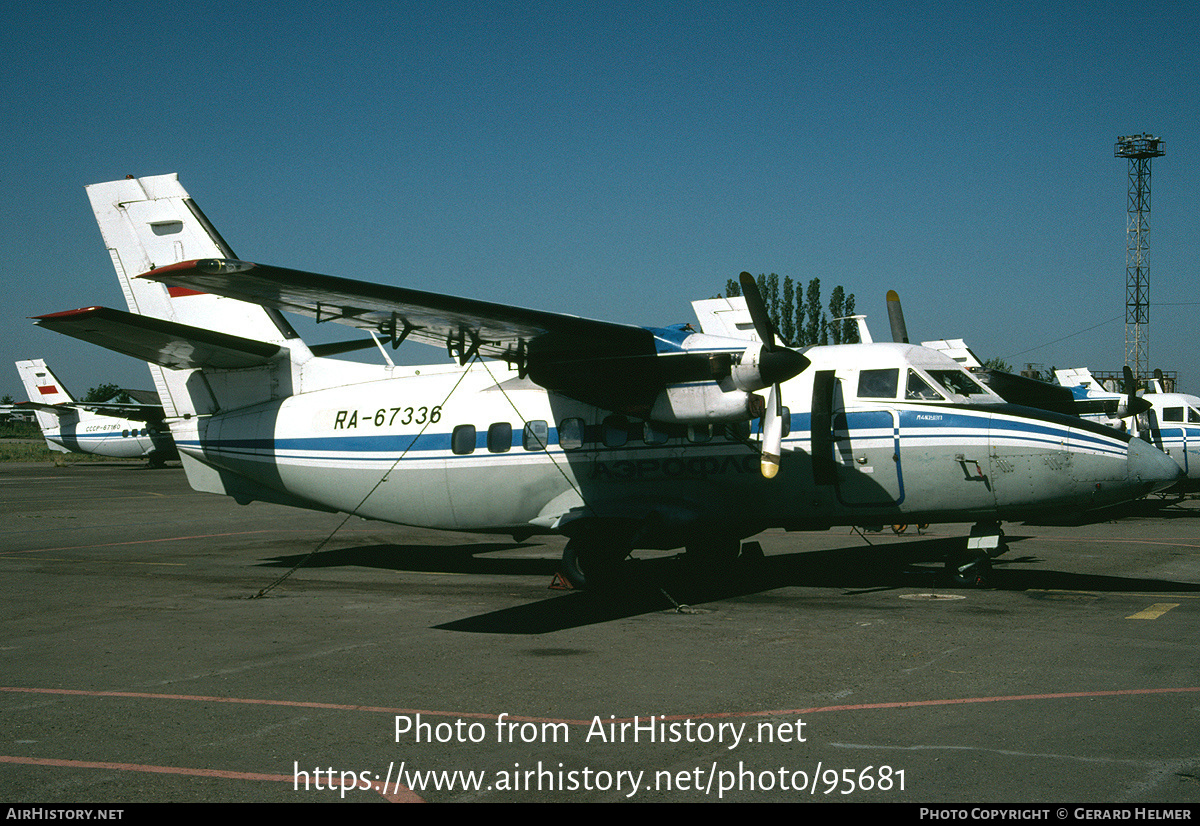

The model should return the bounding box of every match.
[559,533,632,591]
[944,521,1006,587]
[557,533,752,592]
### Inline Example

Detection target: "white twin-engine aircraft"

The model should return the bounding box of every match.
[14,358,176,465]
[1056,367,1200,492]
[33,174,1180,589]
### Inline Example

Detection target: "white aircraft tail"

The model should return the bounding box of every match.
[16,358,74,406]
[85,174,312,417]
[14,358,78,438]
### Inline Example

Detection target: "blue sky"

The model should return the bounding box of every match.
[2,1,1197,401]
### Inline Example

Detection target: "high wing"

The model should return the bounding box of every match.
[144,258,654,362]
[139,259,782,417]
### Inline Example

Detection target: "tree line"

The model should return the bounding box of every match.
[724,274,860,346]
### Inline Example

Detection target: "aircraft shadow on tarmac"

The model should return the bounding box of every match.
[1021,496,1200,525]
[260,535,1200,635]
[259,542,558,576]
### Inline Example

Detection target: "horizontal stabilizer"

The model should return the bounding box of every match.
[16,399,165,423]
[33,306,282,370]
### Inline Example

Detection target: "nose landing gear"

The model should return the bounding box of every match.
[945,521,1006,587]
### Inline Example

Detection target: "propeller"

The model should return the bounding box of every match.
[1117,365,1152,419]
[738,272,808,478]
[886,290,909,344]
[1120,366,1164,449]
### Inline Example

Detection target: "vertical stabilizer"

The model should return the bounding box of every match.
[85,174,310,416]
[15,359,76,449]
[16,358,74,405]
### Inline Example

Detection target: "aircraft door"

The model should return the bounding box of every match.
[829,372,904,506]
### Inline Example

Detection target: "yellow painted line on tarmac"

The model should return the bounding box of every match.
[1126,603,1180,620]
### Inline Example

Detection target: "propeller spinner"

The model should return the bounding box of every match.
[737,272,808,477]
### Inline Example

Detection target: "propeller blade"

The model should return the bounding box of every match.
[737,271,806,477]
[760,384,783,478]
[886,290,909,344]
[739,272,778,351]
[1122,365,1136,395]
[1120,365,1152,418]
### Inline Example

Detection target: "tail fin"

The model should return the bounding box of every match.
[14,359,76,449]
[15,358,74,406]
[85,174,311,416]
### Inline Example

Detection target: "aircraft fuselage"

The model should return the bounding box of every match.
[172,342,1177,550]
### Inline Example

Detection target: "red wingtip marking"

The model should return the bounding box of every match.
[167,286,207,298]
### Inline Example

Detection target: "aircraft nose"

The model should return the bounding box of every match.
[1126,436,1184,494]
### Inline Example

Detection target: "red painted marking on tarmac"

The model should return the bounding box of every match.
[1032,535,1200,549]
[0,527,374,557]
[7,684,1198,802]
[5,684,1199,724]
[0,530,277,555]
[0,755,422,802]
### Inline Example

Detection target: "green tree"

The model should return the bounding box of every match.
[780,277,795,344]
[805,278,824,346]
[828,286,845,345]
[84,384,132,403]
[723,274,855,347]
[842,293,860,344]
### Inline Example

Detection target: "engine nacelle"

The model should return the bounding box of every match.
[649,383,764,424]
[730,341,809,393]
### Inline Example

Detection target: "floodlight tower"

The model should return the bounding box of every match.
[1114,133,1164,383]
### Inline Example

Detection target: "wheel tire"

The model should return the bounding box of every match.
[946,554,992,588]
[561,538,626,591]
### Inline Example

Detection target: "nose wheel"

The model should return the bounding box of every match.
[944,521,1005,587]
[945,552,992,587]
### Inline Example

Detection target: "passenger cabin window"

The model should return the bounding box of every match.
[858,369,899,399]
[644,422,670,445]
[723,421,750,441]
[523,420,548,451]
[559,418,584,450]
[1164,407,1184,422]
[452,424,476,455]
[487,422,512,453]
[603,415,629,447]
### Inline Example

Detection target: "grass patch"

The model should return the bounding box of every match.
[0,422,140,463]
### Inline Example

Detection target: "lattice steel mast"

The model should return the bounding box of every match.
[1114,133,1164,382]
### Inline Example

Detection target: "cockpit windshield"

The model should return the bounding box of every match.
[927,369,991,399]
[855,365,998,404]
[905,370,944,401]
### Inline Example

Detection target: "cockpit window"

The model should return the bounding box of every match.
[1190,407,1200,424]
[905,370,945,401]
[927,369,990,398]
[858,369,899,399]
